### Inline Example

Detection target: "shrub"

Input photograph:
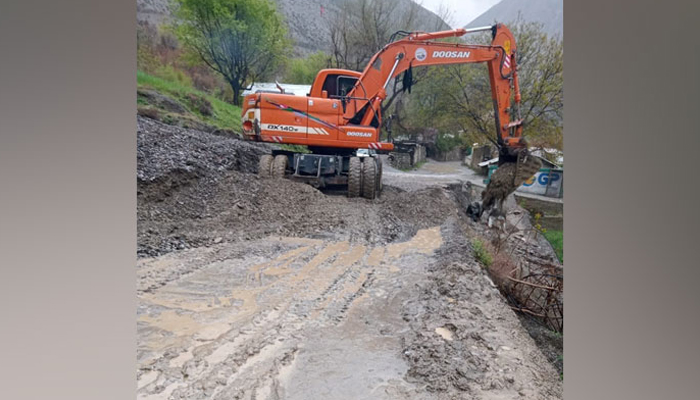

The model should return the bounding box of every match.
[435,132,464,152]
[284,51,331,84]
[154,64,192,87]
[472,238,493,267]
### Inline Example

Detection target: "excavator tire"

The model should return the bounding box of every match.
[272,155,288,179]
[375,157,383,195]
[362,157,377,200]
[258,155,274,178]
[348,157,362,198]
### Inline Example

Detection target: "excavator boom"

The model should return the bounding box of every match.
[342,24,525,155]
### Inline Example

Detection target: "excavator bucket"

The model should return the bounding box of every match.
[480,148,542,216]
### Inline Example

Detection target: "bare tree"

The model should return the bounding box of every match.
[327,0,424,71]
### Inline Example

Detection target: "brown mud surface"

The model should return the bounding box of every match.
[137,117,563,399]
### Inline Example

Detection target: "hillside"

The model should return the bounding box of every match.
[465,0,563,38]
[136,0,450,56]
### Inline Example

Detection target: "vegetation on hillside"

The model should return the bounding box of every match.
[137,70,242,132]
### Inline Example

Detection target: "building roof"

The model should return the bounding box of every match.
[478,155,562,169]
[241,83,312,97]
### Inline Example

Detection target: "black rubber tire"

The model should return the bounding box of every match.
[348,157,362,198]
[362,157,377,199]
[272,155,288,179]
[258,154,274,178]
[375,156,383,195]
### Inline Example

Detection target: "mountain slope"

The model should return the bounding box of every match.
[137,0,450,55]
[465,0,563,37]
[278,0,449,55]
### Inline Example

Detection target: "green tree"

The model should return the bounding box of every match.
[284,51,332,84]
[171,0,290,105]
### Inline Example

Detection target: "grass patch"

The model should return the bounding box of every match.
[137,70,242,131]
[542,229,563,262]
[472,238,493,267]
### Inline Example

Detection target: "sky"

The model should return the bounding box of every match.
[418,0,501,28]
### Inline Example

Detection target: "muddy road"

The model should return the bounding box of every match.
[136,117,562,399]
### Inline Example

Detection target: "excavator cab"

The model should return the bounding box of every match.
[309,69,361,99]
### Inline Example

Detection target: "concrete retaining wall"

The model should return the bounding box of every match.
[389,152,412,170]
[390,142,426,169]
[411,144,426,165]
[432,147,463,162]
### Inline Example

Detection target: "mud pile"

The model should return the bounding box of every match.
[402,219,563,398]
[137,117,460,257]
[136,118,563,399]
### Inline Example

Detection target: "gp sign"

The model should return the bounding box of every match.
[520,169,563,197]
[488,166,563,198]
[523,171,561,187]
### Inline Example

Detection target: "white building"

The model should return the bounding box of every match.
[241,83,312,97]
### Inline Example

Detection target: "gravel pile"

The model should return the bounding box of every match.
[137,116,461,257]
[137,116,272,182]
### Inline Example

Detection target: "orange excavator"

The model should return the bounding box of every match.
[241,23,533,199]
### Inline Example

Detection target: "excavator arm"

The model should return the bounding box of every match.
[343,24,527,164]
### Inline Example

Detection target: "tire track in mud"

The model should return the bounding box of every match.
[137,228,443,400]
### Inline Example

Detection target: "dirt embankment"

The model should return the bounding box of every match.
[138,116,458,257]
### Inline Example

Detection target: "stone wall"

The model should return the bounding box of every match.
[411,144,426,165]
[390,142,426,169]
[389,152,412,170]
[432,147,463,162]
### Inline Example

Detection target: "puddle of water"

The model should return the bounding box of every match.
[386,226,442,260]
[366,247,385,266]
[289,241,350,284]
[250,246,312,282]
[139,310,203,337]
[332,245,366,267]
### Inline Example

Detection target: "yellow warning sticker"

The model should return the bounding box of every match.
[504,40,511,54]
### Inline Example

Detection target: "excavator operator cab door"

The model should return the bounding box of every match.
[320,74,358,99]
